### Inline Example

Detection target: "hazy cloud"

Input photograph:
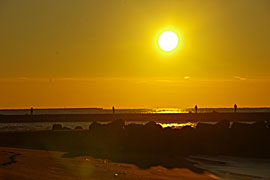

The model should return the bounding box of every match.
[184,76,190,80]
[234,76,247,81]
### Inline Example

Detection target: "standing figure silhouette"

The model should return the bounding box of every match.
[195,105,198,113]
[234,104,237,113]
[112,106,115,114]
[30,107,34,115]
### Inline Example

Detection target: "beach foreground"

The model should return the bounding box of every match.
[1,119,269,180]
[0,147,217,180]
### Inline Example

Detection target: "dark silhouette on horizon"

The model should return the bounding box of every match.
[30,107,34,115]
[234,104,237,113]
[194,105,198,113]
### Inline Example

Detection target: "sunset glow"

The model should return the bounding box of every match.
[0,0,269,109]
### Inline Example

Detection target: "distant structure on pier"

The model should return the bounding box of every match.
[195,105,198,113]
[112,106,115,114]
[234,104,237,113]
[30,107,34,115]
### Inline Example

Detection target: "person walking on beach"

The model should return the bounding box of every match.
[112,106,115,114]
[30,107,34,115]
[234,104,237,113]
[195,105,198,113]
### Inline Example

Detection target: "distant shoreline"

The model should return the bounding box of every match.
[0,107,104,111]
[0,107,269,110]
[0,112,269,123]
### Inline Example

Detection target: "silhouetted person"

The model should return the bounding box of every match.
[234,104,237,113]
[195,105,198,113]
[30,107,34,115]
[112,106,115,114]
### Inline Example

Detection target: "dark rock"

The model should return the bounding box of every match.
[75,126,83,130]
[231,122,250,130]
[231,121,267,130]
[89,121,102,131]
[253,120,267,129]
[266,120,270,128]
[216,119,230,129]
[107,119,125,129]
[145,121,162,131]
[196,123,215,131]
[181,125,194,131]
[52,124,62,130]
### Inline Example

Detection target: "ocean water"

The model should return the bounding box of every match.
[0,107,268,132]
[0,121,199,132]
[0,122,92,132]
[188,155,270,180]
[0,107,269,115]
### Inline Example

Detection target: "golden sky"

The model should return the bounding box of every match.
[0,0,269,109]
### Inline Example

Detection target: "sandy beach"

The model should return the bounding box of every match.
[0,147,218,180]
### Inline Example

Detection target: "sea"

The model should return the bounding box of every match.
[0,107,270,115]
[0,107,269,132]
[188,155,270,180]
[0,107,268,132]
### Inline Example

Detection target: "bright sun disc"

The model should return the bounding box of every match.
[158,31,178,52]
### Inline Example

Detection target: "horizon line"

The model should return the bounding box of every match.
[1,106,270,111]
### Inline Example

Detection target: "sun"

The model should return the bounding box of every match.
[158,31,179,52]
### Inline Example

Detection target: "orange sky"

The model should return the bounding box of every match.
[0,0,269,109]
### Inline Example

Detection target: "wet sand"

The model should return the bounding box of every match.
[0,147,218,180]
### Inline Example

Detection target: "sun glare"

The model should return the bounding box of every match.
[158,31,179,52]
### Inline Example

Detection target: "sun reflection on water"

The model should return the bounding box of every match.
[158,122,197,129]
[149,108,189,114]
